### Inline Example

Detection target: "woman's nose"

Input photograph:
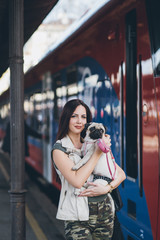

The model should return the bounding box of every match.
[77,117,82,123]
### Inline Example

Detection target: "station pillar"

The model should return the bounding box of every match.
[9,0,26,240]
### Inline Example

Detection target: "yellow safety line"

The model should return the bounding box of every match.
[0,160,48,240]
[26,205,48,240]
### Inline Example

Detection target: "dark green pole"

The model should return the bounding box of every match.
[9,0,26,239]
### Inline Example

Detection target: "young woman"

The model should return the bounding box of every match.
[52,99,126,240]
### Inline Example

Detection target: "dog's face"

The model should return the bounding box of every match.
[81,122,106,142]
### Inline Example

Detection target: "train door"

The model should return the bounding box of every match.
[42,72,53,183]
[145,1,160,239]
[119,5,159,239]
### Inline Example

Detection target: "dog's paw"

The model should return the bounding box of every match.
[72,165,78,171]
[72,163,83,170]
[74,188,81,195]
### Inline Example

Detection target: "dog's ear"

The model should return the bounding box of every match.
[81,123,91,139]
[103,124,107,133]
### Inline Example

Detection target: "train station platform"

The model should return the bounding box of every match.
[0,151,65,240]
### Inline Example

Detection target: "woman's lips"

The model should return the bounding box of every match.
[75,126,82,129]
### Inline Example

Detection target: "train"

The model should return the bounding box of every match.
[0,0,160,239]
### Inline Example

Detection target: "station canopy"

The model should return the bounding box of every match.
[0,0,58,78]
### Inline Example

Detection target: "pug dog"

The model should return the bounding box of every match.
[72,122,117,186]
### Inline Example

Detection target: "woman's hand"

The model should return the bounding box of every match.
[78,163,126,197]
[78,182,111,197]
[103,134,111,147]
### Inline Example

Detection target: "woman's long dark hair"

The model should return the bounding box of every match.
[56,99,92,140]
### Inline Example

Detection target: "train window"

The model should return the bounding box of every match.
[145,0,160,76]
[67,66,77,85]
[127,199,136,220]
[0,104,10,119]
[125,9,138,179]
[53,74,62,88]
[67,66,78,97]
[52,73,66,120]
[27,94,42,132]
[67,83,78,96]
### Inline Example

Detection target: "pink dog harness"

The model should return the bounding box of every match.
[97,138,117,180]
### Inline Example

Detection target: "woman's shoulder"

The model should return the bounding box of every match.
[52,140,67,154]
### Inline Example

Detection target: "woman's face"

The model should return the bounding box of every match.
[68,105,87,135]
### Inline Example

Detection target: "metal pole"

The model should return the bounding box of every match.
[9,1,26,240]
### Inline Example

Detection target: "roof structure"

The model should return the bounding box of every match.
[0,0,58,78]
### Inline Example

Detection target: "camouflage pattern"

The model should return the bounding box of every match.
[64,194,114,240]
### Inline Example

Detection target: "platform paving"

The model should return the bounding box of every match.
[0,151,65,240]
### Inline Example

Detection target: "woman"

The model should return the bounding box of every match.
[52,99,126,240]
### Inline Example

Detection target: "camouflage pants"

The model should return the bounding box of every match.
[64,194,114,240]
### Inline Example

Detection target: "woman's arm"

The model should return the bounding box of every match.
[52,146,102,188]
[109,163,126,189]
[79,163,126,197]
[53,134,112,189]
